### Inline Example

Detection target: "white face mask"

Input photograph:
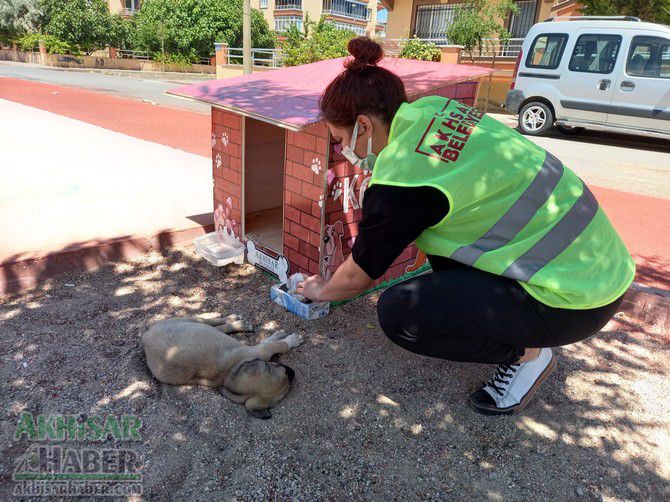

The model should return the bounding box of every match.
[340,120,376,171]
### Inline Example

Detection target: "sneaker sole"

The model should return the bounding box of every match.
[468,353,557,416]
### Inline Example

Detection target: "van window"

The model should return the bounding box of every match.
[525,33,568,69]
[568,34,622,74]
[626,36,670,79]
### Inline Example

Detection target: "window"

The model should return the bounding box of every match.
[275,16,302,33]
[124,0,140,13]
[525,33,568,69]
[626,36,670,79]
[260,0,267,8]
[568,34,622,74]
[414,4,459,44]
[508,0,538,39]
[327,20,366,36]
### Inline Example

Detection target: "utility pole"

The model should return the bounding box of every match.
[243,0,252,75]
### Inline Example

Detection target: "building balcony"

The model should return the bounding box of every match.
[322,0,370,22]
[275,0,302,10]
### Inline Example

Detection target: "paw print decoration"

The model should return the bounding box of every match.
[221,131,230,147]
[211,133,217,148]
[311,157,322,175]
[330,180,343,201]
[215,153,222,169]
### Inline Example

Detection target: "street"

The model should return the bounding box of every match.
[2,62,668,198]
[0,61,212,114]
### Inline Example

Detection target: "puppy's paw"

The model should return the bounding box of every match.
[261,330,287,344]
[283,332,304,349]
[225,314,243,322]
[228,319,253,332]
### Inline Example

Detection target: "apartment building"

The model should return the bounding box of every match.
[383,0,556,43]
[252,0,384,37]
[108,0,382,36]
[108,0,140,16]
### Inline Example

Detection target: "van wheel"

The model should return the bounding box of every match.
[556,124,585,135]
[518,102,554,136]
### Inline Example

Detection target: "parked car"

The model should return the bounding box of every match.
[506,16,670,139]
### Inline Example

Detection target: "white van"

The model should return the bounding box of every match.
[505,16,670,139]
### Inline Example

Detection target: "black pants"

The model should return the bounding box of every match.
[377,257,624,365]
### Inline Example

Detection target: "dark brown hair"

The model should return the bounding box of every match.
[319,37,408,127]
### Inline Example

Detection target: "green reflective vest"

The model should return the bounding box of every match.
[369,96,635,309]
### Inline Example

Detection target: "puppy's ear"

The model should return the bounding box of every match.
[245,396,272,420]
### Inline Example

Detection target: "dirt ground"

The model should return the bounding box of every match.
[1,248,668,501]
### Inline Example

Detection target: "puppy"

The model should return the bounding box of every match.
[142,315,303,419]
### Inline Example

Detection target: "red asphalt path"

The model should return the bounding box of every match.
[1,77,668,290]
[0,76,210,157]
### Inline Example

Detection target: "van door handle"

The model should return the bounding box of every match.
[620,81,636,91]
[598,79,611,90]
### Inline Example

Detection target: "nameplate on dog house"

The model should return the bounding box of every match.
[246,241,289,283]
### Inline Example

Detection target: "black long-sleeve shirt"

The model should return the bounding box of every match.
[351,184,451,279]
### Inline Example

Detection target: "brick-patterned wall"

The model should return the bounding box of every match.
[210,79,479,285]
[410,80,478,107]
[212,108,244,238]
[283,123,329,277]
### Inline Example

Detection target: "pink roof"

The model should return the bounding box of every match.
[167,57,495,130]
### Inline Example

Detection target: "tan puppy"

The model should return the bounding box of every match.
[142,315,303,419]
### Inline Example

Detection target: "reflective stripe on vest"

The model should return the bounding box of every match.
[450,151,564,265]
[450,150,600,281]
[503,185,599,282]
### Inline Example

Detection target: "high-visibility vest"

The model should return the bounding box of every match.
[369,96,635,309]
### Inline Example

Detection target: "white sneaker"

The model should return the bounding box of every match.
[469,348,556,415]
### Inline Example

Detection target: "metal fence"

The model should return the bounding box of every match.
[226,48,283,68]
[117,49,213,65]
[382,37,524,59]
[275,0,302,9]
[117,49,151,60]
[464,38,524,59]
[322,0,370,22]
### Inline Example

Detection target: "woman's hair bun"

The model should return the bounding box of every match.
[345,36,384,70]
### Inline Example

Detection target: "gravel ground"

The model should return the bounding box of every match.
[1,248,668,501]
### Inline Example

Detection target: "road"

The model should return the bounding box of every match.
[0,61,212,114]
[489,113,670,200]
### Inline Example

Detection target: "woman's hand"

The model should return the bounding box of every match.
[295,275,328,302]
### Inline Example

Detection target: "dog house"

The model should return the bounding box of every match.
[168,57,494,285]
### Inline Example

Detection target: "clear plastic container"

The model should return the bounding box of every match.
[193,232,245,267]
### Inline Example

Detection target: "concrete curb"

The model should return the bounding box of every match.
[0,223,213,296]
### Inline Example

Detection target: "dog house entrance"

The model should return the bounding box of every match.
[243,117,285,253]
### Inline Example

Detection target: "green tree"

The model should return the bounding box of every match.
[131,0,275,62]
[446,0,519,61]
[280,15,355,67]
[0,0,44,44]
[43,0,127,53]
[580,0,670,25]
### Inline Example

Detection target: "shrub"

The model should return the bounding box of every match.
[152,52,194,67]
[280,16,355,67]
[16,32,79,54]
[397,37,442,62]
